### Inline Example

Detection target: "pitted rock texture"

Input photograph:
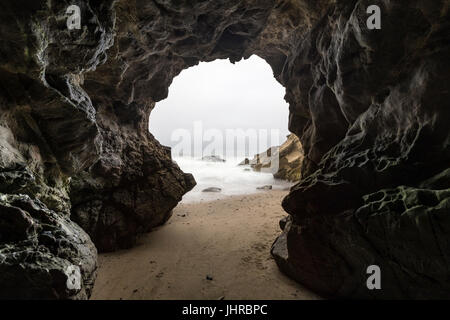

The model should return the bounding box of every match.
[0,0,449,299]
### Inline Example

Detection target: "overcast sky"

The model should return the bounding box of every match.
[149,55,290,158]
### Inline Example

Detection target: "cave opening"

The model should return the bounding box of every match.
[87,56,314,299]
[149,55,297,202]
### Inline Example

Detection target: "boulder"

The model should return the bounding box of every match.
[257,185,273,190]
[0,194,97,299]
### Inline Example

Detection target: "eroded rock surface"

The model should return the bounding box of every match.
[0,0,115,299]
[272,0,450,298]
[0,194,97,299]
[0,0,449,299]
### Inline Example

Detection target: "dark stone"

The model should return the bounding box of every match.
[0,194,97,300]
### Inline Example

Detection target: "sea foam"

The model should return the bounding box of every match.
[173,157,293,203]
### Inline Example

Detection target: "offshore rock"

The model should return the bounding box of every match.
[247,134,303,181]
[273,134,303,182]
[201,156,226,163]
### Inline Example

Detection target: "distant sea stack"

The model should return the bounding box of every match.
[244,134,304,182]
[201,155,226,163]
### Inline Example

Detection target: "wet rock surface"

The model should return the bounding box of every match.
[0,0,449,299]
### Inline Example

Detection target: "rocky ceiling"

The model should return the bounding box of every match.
[0,0,449,299]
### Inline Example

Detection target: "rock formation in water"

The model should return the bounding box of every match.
[246,146,278,173]
[274,134,303,181]
[246,134,303,181]
[201,155,226,162]
[0,0,449,299]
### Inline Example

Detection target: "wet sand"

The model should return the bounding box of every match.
[91,190,319,300]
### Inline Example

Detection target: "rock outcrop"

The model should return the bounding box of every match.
[273,134,303,181]
[70,135,196,252]
[201,155,226,162]
[247,146,279,173]
[247,134,303,181]
[271,1,450,299]
[0,0,449,299]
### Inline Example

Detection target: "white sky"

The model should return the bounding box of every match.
[149,55,290,158]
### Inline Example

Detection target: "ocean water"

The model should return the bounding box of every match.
[173,157,294,203]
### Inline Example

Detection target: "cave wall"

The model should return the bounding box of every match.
[274,0,450,298]
[0,0,449,299]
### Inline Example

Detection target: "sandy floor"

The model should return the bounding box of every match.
[91,190,319,300]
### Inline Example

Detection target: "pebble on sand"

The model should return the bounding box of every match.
[257,185,272,190]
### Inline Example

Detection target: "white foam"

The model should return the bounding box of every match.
[174,157,294,203]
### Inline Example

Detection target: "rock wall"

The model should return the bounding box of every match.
[272,0,450,299]
[0,0,116,299]
[0,0,449,299]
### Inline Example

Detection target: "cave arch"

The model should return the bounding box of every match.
[0,0,449,299]
[149,56,290,158]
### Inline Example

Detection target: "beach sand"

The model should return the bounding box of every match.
[91,190,319,300]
